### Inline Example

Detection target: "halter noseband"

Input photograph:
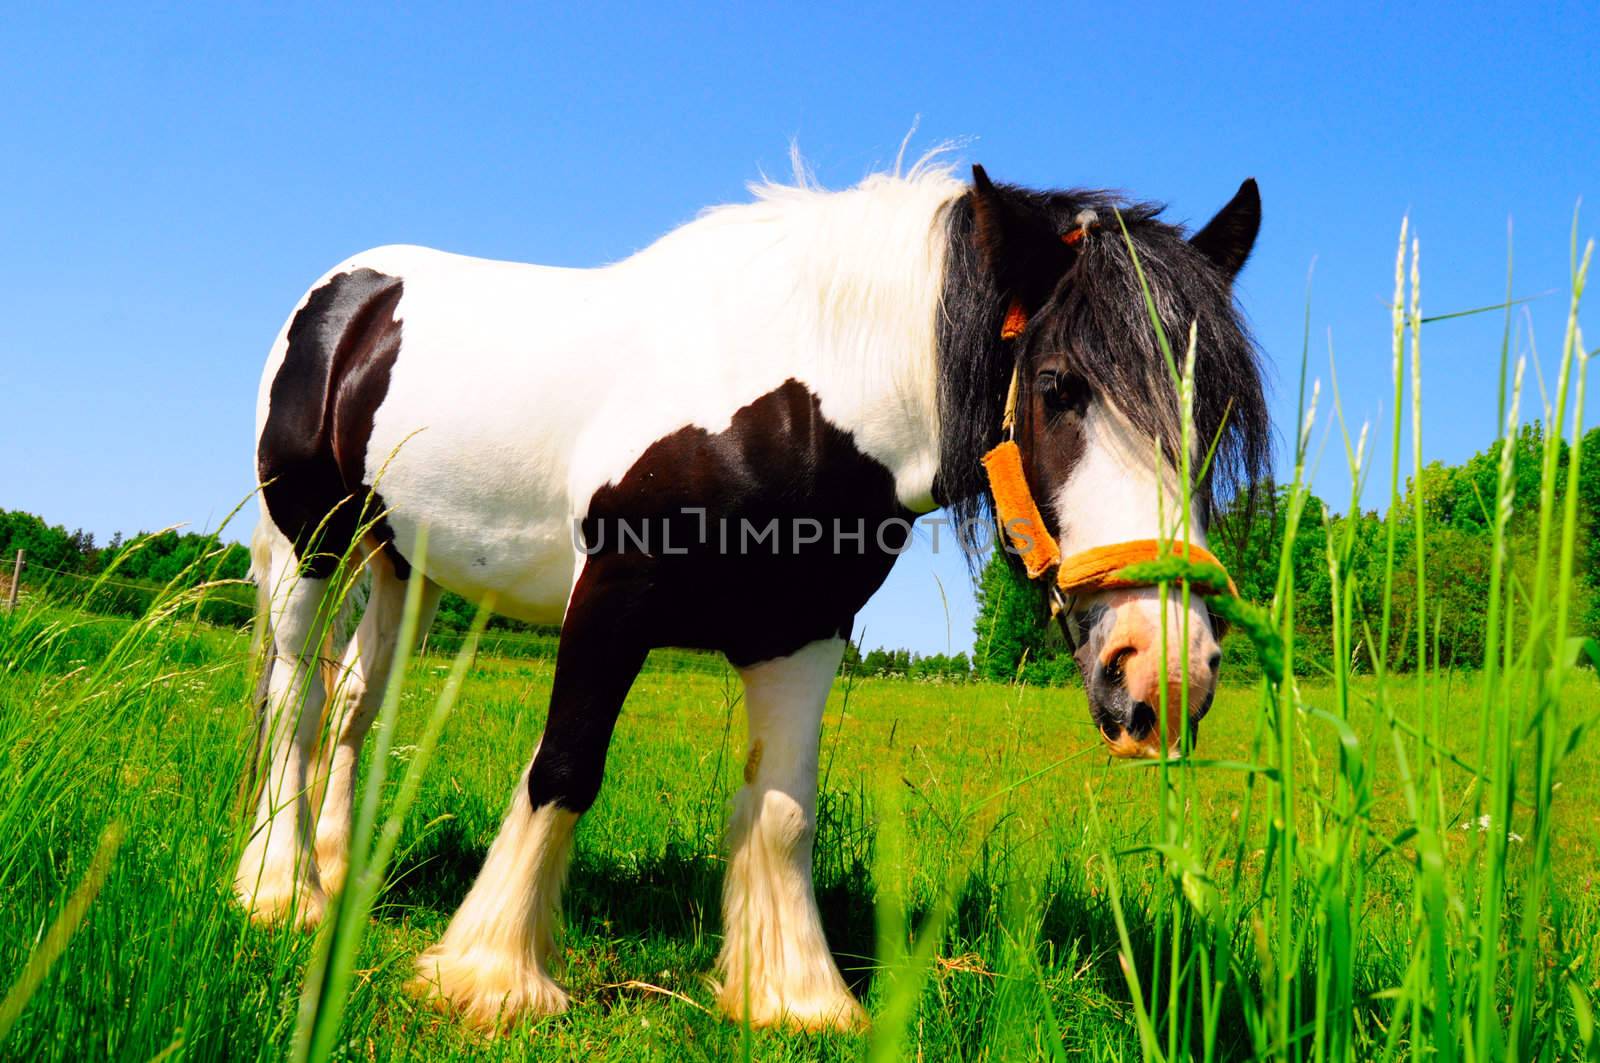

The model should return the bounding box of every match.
[982,437,1237,648]
[981,228,1238,651]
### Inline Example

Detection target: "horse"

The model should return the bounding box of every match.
[236,158,1269,1032]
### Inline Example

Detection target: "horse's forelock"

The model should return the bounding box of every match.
[1046,211,1271,520]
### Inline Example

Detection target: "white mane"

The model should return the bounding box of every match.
[611,155,967,510]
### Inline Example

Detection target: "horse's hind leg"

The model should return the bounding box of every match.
[235,527,335,927]
[408,564,646,1030]
[718,637,864,1030]
[310,545,440,895]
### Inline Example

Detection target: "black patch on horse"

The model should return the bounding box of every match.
[580,378,912,664]
[526,379,911,812]
[258,268,411,580]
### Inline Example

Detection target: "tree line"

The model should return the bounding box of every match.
[0,512,549,639]
[8,419,1596,683]
[0,515,252,587]
[841,642,972,681]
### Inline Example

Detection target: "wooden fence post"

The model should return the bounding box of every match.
[6,549,22,610]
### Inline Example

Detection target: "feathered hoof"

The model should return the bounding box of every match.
[234,876,327,930]
[715,980,868,1033]
[313,838,349,898]
[407,945,571,1032]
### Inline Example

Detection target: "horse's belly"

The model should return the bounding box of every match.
[363,362,588,624]
[372,448,577,624]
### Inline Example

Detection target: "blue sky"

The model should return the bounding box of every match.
[3,4,1594,655]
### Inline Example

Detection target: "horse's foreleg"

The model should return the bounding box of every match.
[408,568,646,1030]
[718,636,864,1031]
[235,549,331,928]
[311,552,439,895]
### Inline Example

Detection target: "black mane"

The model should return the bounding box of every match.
[933,184,1272,553]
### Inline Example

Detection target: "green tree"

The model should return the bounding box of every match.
[971,548,1073,682]
[0,510,80,573]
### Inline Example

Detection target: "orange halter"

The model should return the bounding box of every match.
[982,241,1238,608]
[981,439,1237,601]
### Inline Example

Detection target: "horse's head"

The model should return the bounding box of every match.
[942,167,1269,759]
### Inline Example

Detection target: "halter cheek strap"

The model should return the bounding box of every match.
[982,248,1238,645]
[983,437,1237,647]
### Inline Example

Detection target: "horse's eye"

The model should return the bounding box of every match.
[1038,371,1089,414]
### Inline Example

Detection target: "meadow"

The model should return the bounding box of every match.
[1,224,1595,1061]
[4,594,1600,1061]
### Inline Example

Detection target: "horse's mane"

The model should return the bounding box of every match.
[935,186,1272,553]
[669,145,968,239]
[620,154,1269,546]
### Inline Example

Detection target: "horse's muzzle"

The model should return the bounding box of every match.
[1085,646,1218,760]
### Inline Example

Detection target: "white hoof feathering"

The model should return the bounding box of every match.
[310,745,362,898]
[717,639,865,1032]
[716,787,865,1031]
[406,783,578,1030]
[234,844,327,929]
[410,942,571,1029]
[313,832,350,898]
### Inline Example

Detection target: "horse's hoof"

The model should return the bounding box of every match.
[407,945,571,1032]
[716,982,868,1033]
[234,879,327,929]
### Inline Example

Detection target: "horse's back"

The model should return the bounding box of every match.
[252,213,943,627]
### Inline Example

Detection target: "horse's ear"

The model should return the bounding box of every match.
[1190,178,1261,280]
[970,164,1074,312]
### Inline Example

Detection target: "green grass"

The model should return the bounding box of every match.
[1,217,1595,1060]
[5,607,1600,1060]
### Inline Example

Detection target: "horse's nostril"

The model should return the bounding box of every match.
[1207,651,1222,673]
[1128,700,1158,738]
[1103,646,1134,686]
[1100,721,1123,743]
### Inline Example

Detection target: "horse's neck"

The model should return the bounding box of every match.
[601,188,956,511]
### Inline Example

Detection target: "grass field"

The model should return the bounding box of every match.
[4,599,1600,1061]
[2,224,1593,1061]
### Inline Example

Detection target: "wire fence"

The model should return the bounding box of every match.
[422,629,737,677]
[21,561,255,626]
[16,562,990,683]
[13,563,740,678]
[25,561,251,598]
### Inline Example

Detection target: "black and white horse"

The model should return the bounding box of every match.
[237,159,1268,1030]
